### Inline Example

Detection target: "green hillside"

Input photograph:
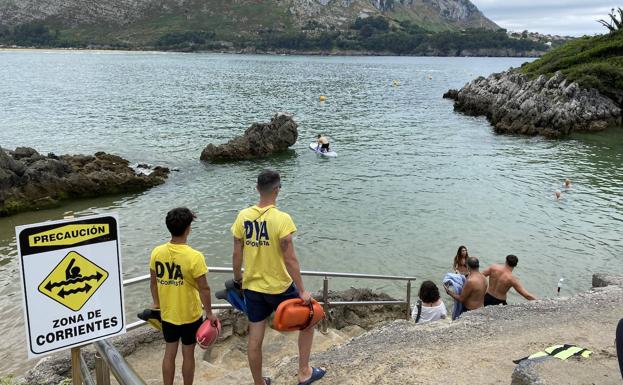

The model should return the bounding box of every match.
[520,30,623,104]
[0,0,548,55]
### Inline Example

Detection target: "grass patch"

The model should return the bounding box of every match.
[520,31,623,103]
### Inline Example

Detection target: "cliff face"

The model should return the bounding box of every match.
[444,70,622,137]
[0,0,498,33]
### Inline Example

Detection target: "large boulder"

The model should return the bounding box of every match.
[446,70,622,137]
[0,147,170,216]
[200,113,298,162]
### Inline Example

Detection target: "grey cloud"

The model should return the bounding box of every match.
[471,0,621,36]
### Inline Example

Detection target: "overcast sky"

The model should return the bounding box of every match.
[471,0,620,36]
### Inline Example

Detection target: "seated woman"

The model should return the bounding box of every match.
[453,245,469,275]
[412,280,447,324]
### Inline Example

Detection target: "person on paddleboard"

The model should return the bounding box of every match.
[316,134,330,153]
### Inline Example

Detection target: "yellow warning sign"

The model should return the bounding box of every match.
[28,224,110,247]
[38,251,109,311]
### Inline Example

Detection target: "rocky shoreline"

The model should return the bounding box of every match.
[0,147,169,216]
[272,273,623,384]
[21,288,405,385]
[444,70,622,137]
[18,278,623,384]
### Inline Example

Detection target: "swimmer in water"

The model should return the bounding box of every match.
[564,179,572,188]
[555,190,562,200]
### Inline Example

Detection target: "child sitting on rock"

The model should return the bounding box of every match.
[412,280,447,324]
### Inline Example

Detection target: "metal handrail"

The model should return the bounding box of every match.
[93,266,415,385]
[94,340,146,385]
[123,267,416,286]
[124,266,416,331]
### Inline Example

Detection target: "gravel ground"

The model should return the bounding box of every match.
[271,284,623,385]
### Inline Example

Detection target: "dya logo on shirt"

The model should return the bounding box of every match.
[244,220,270,247]
[155,261,184,286]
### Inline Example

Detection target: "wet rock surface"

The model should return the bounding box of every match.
[200,113,298,162]
[0,147,169,216]
[446,70,622,137]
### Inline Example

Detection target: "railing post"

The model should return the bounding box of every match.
[71,347,81,385]
[79,352,95,385]
[405,280,412,320]
[322,276,329,333]
[94,352,111,385]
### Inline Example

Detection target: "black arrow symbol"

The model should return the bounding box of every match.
[45,271,104,291]
[58,284,92,298]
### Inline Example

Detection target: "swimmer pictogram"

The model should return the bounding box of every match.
[38,251,109,311]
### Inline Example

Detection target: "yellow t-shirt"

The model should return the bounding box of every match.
[149,242,208,325]
[231,205,297,294]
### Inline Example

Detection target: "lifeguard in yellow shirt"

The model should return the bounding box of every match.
[150,207,217,385]
[231,169,326,385]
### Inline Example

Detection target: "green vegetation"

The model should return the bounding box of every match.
[520,30,623,104]
[255,17,545,55]
[0,22,65,47]
[0,376,24,385]
[598,7,623,33]
[0,13,545,56]
[155,31,216,50]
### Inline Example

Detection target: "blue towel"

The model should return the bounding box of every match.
[443,273,466,320]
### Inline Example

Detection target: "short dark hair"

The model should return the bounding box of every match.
[418,280,440,303]
[257,169,281,194]
[165,207,196,236]
[317,134,321,138]
[506,254,518,267]
[467,256,479,270]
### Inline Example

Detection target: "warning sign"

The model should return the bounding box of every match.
[38,251,109,311]
[16,214,125,358]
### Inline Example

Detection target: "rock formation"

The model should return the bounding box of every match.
[444,70,622,137]
[0,147,169,216]
[200,113,298,162]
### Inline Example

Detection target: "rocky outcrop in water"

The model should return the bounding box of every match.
[0,147,169,216]
[200,113,298,162]
[444,70,622,137]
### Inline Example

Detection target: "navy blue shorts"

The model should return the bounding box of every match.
[244,283,299,323]
[162,317,202,345]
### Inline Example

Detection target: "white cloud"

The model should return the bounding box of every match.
[471,0,621,36]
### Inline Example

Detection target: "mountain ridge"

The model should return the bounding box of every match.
[0,0,499,46]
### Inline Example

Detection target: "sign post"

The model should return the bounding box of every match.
[16,213,126,360]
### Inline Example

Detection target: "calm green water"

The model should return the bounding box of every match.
[1,50,622,374]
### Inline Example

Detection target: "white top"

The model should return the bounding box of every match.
[412,301,448,324]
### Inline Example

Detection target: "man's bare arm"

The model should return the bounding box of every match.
[482,266,492,277]
[149,269,159,308]
[232,237,244,282]
[513,279,537,301]
[196,275,217,322]
[446,280,472,304]
[280,234,311,302]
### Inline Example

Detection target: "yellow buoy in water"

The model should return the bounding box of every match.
[319,95,327,102]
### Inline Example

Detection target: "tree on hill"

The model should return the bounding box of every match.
[598,8,623,33]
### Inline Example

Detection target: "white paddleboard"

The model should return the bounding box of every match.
[309,142,337,157]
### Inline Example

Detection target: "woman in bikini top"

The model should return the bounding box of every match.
[453,245,469,275]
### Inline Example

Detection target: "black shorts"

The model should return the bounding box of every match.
[484,293,508,307]
[321,143,330,150]
[162,317,203,345]
[244,283,299,323]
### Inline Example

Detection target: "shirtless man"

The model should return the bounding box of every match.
[445,257,487,315]
[482,255,537,306]
[316,134,330,153]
